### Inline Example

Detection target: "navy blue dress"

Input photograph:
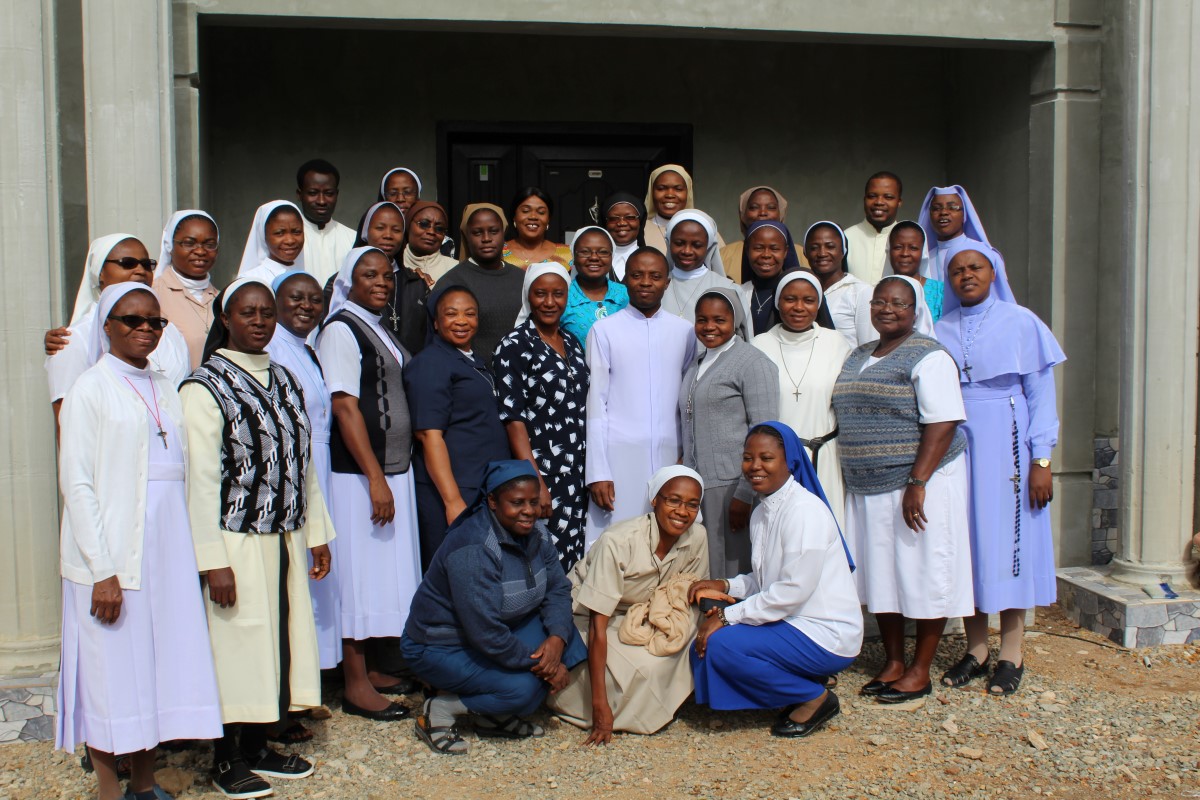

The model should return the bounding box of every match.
[404,336,511,568]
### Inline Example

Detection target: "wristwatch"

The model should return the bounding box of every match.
[1033,458,1051,469]
[906,475,927,488]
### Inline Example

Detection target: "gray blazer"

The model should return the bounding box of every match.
[679,339,780,487]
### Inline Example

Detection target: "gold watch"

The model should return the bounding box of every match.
[1033,458,1051,469]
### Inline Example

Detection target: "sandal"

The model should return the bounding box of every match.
[474,714,544,739]
[988,660,1025,696]
[267,722,314,745]
[941,653,990,688]
[414,714,468,756]
[824,675,839,689]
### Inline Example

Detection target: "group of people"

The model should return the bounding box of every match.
[47,158,1065,799]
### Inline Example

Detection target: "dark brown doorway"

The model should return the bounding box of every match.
[437,122,692,245]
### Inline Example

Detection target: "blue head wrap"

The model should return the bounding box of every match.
[271,269,311,293]
[483,460,539,495]
[753,421,856,572]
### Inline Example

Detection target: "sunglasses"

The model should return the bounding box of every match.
[104,257,158,270]
[413,219,448,235]
[107,314,169,331]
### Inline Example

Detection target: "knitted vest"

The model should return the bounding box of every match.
[326,311,413,475]
[184,354,310,533]
[831,334,967,494]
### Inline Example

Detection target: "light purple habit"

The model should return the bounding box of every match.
[584,305,696,549]
[917,185,1008,283]
[935,247,1066,614]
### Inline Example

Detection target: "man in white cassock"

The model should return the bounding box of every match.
[296,158,357,286]
[584,248,696,549]
[844,171,902,286]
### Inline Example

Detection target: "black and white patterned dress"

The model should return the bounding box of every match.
[493,319,590,570]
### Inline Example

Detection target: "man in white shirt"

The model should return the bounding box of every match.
[296,159,357,286]
[844,172,902,286]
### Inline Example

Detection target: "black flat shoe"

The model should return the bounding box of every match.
[771,692,840,738]
[859,679,893,697]
[374,680,418,696]
[941,653,990,688]
[342,698,412,721]
[875,682,933,704]
[988,660,1025,696]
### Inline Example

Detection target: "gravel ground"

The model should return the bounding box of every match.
[2,605,1197,800]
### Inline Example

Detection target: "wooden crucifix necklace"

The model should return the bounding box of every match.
[124,376,168,449]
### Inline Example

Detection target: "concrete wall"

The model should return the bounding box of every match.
[197,26,1032,288]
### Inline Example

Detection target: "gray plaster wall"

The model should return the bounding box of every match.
[198,26,1032,289]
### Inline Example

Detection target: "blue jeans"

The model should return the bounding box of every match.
[401,613,586,716]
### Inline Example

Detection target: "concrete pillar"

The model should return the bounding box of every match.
[1113,1,1200,585]
[1027,11,1103,569]
[82,0,175,247]
[0,0,68,674]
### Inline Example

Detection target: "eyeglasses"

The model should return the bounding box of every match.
[386,188,418,199]
[656,495,701,512]
[868,299,914,311]
[104,257,158,270]
[413,219,448,235]
[174,238,219,252]
[575,248,612,258]
[929,203,963,213]
[606,214,640,224]
[107,314,169,330]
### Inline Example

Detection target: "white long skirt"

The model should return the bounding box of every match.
[327,469,422,641]
[307,440,343,668]
[56,466,223,754]
[844,453,975,619]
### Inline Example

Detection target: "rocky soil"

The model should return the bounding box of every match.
[2,605,1196,800]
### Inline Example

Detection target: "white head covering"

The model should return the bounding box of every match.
[664,209,727,277]
[90,282,160,366]
[773,270,824,308]
[327,246,387,321]
[157,209,218,278]
[876,274,934,336]
[880,220,933,281]
[379,167,423,198]
[221,276,275,313]
[802,220,849,265]
[70,233,139,325]
[647,464,705,504]
[515,261,571,325]
[570,225,617,255]
[237,200,305,276]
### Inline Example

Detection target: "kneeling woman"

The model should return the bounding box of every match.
[689,423,862,738]
[549,466,710,744]
[182,278,334,797]
[57,284,223,800]
[401,461,586,755]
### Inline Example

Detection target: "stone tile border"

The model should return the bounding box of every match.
[0,672,56,743]
[1058,565,1200,647]
[1092,436,1118,565]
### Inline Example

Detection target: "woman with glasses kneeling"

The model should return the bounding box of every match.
[549,466,709,745]
[401,460,586,756]
[689,422,861,738]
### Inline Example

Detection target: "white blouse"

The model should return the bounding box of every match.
[724,479,863,658]
[823,273,875,348]
[316,302,405,396]
[860,349,965,424]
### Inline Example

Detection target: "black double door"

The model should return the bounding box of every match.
[438,123,692,244]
